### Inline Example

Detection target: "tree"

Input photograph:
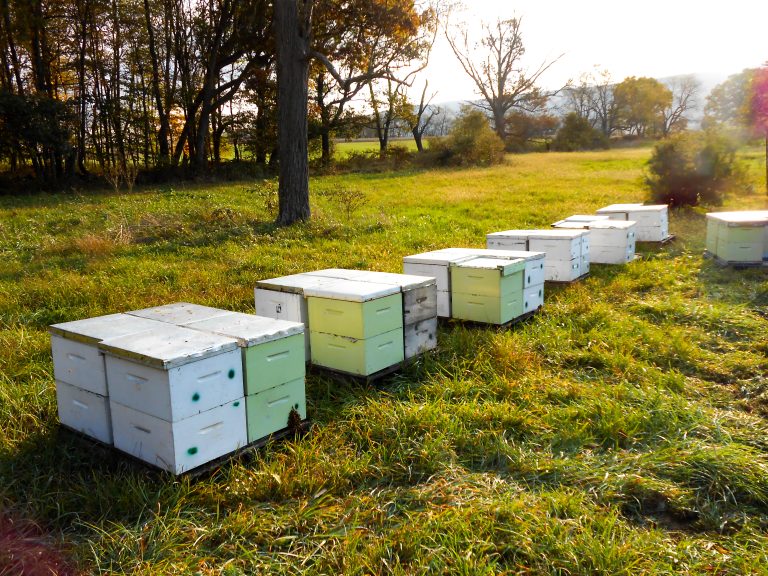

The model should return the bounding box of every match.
[552,112,608,151]
[661,75,699,136]
[703,69,755,136]
[564,68,620,137]
[614,76,671,137]
[748,65,768,193]
[446,16,560,142]
[404,80,440,152]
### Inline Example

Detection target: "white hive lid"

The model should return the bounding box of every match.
[403,248,479,265]
[465,247,546,261]
[302,269,363,279]
[453,257,526,276]
[127,302,232,326]
[339,270,436,289]
[185,312,304,347]
[99,324,239,369]
[705,211,768,225]
[596,203,645,212]
[587,220,636,230]
[48,313,168,344]
[302,278,401,302]
[255,273,340,294]
[488,229,586,240]
[563,214,611,222]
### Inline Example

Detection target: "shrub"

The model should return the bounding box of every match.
[428,109,505,167]
[645,131,746,207]
[552,113,609,151]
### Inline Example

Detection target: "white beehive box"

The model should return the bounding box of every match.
[487,229,589,282]
[110,397,246,474]
[126,302,234,326]
[596,203,670,242]
[49,313,168,395]
[303,279,404,376]
[99,324,244,422]
[55,380,113,444]
[705,211,768,264]
[254,274,340,360]
[553,218,636,264]
[184,312,305,396]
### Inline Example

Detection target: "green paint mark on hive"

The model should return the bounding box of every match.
[187,446,198,455]
[233,401,240,407]
[192,392,200,402]
[228,369,235,379]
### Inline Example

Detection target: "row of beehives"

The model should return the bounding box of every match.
[49,303,306,474]
[705,211,768,264]
[486,203,671,282]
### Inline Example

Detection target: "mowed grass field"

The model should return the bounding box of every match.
[2,147,768,574]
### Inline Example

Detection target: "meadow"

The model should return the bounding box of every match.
[1,146,768,574]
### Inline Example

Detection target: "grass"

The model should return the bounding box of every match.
[1,146,768,574]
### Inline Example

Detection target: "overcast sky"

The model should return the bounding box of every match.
[418,0,768,102]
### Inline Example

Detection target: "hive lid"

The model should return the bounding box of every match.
[487,229,587,240]
[464,247,546,261]
[127,302,232,326]
[302,278,401,302]
[185,312,304,347]
[302,268,363,279]
[452,257,526,276]
[402,248,480,265]
[597,203,666,213]
[584,220,637,230]
[255,273,340,294]
[705,211,768,225]
[338,270,436,289]
[99,324,239,369]
[48,313,168,344]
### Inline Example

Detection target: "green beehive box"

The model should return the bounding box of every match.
[309,328,404,376]
[185,312,305,396]
[450,259,525,298]
[451,292,524,325]
[304,280,403,339]
[246,377,306,443]
[705,217,719,254]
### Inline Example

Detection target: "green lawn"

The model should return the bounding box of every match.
[2,147,768,574]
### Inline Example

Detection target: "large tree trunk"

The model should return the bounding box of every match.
[412,126,424,152]
[143,0,170,164]
[274,0,311,226]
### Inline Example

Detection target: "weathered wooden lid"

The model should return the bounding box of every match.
[185,312,304,347]
[585,220,637,230]
[255,273,339,294]
[706,211,768,225]
[127,302,232,326]
[303,268,435,289]
[48,313,167,344]
[597,203,667,213]
[403,248,480,265]
[303,279,401,302]
[553,215,612,228]
[452,257,526,276]
[487,229,587,240]
[99,324,239,369]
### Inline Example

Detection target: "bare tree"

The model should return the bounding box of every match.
[446,16,561,141]
[661,75,699,136]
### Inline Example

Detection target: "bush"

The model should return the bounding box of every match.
[552,113,609,151]
[428,109,505,167]
[645,131,746,207]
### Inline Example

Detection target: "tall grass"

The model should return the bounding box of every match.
[1,147,767,573]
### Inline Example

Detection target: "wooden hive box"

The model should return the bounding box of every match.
[303,279,404,376]
[305,269,438,360]
[596,203,670,242]
[553,218,636,264]
[487,229,589,282]
[450,257,526,325]
[705,211,768,264]
[48,313,168,444]
[99,324,246,474]
[184,312,306,444]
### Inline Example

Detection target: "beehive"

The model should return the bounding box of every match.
[126,302,234,325]
[99,324,247,474]
[705,211,768,264]
[304,269,438,359]
[553,218,636,264]
[48,313,168,444]
[184,312,306,443]
[254,274,340,360]
[487,229,590,282]
[303,280,404,376]
[596,203,670,242]
[450,257,526,324]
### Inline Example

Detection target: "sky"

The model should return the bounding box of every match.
[418,0,768,102]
